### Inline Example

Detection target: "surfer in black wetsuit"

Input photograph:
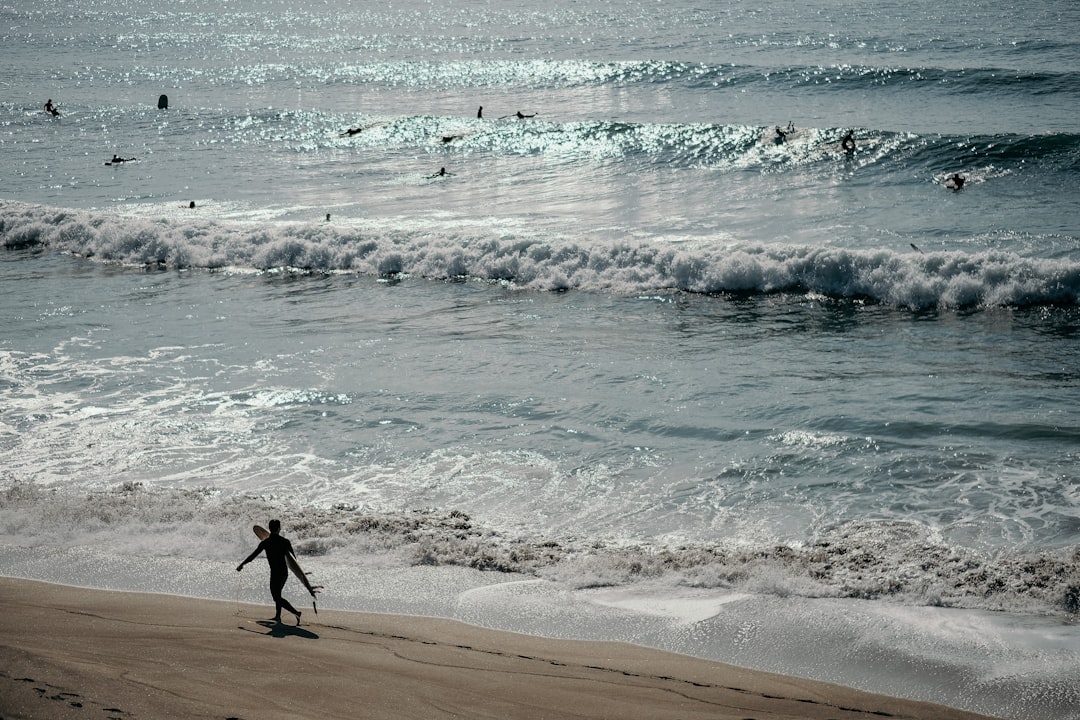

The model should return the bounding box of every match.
[237,519,302,625]
[773,121,795,143]
[44,99,60,117]
[841,129,856,154]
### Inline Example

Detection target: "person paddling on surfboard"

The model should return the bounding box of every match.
[237,519,303,625]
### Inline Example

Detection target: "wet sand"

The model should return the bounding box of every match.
[1,577,999,720]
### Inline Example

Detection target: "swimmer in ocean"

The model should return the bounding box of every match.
[945,173,966,191]
[841,129,856,154]
[427,167,453,179]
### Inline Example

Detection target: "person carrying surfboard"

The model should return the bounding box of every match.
[237,519,304,625]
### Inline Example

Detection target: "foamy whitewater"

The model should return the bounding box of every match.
[2,0,1079,717]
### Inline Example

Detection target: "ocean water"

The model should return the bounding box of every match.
[2,0,1079,717]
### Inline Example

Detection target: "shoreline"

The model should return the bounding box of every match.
[1,577,999,720]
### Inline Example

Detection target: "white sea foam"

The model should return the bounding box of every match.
[4,200,1079,308]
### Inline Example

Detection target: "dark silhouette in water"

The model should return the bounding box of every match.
[774,121,795,143]
[44,99,60,117]
[841,129,856,154]
[945,173,966,191]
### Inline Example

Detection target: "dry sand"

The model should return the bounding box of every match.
[1,577,999,720]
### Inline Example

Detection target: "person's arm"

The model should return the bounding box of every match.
[236,541,266,571]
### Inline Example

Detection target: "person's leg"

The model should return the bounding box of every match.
[270,572,288,621]
[279,596,301,624]
[270,572,301,623]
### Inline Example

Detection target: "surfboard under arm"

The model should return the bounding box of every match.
[286,553,321,598]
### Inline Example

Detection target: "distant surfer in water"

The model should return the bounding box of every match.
[339,121,386,137]
[107,154,136,165]
[237,519,303,625]
[945,173,966,191]
[841,129,856,155]
[427,167,453,179]
[44,99,60,117]
[477,105,483,119]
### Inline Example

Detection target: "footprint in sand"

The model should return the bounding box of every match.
[16,674,130,717]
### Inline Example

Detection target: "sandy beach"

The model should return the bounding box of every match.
[0,577,999,720]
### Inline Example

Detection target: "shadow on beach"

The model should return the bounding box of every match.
[242,619,320,640]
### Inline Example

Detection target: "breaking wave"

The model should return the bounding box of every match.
[4,200,1079,309]
[3,480,1078,618]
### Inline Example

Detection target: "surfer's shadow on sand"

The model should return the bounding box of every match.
[242,619,320,640]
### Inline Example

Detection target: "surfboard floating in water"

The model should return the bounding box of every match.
[253,524,323,613]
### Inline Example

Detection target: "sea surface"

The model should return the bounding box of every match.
[2,0,1079,717]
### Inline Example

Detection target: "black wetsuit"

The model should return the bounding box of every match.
[244,533,300,619]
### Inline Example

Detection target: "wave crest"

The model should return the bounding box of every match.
[4,200,1079,309]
